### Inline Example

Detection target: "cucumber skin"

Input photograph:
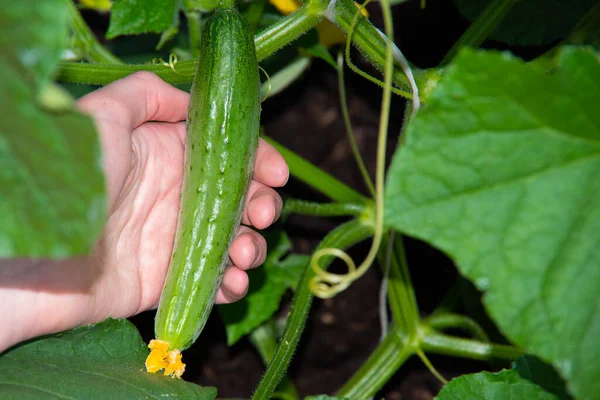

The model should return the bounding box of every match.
[155,8,261,351]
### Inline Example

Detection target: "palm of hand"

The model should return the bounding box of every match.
[78,72,287,319]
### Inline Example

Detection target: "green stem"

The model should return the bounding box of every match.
[380,234,420,334]
[261,135,366,203]
[424,312,489,343]
[55,5,321,85]
[252,219,374,400]
[185,10,202,58]
[249,322,300,400]
[56,1,443,96]
[255,5,324,62]
[442,0,517,64]
[66,0,121,63]
[283,199,367,217]
[336,327,414,399]
[327,0,434,95]
[421,330,524,361]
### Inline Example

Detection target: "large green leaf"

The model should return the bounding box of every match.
[384,47,600,400]
[454,0,597,46]
[0,318,217,399]
[107,0,179,39]
[218,230,309,345]
[0,1,106,257]
[0,0,68,90]
[436,356,563,400]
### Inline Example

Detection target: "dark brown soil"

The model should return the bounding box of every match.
[127,1,543,398]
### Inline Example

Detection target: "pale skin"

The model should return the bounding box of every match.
[0,72,288,353]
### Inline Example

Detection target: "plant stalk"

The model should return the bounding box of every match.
[283,199,367,218]
[421,330,524,361]
[65,0,121,63]
[249,322,300,400]
[336,327,414,399]
[424,312,489,343]
[379,234,420,335]
[252,219,374,400]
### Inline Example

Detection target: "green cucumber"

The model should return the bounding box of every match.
[154,4,261,353]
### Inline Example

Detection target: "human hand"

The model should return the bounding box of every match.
[0,72,288,352]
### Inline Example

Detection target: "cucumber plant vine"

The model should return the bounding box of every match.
[1,0,599,399]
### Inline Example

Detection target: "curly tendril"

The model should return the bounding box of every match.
[152,54,195,77]
[308,0,404,299]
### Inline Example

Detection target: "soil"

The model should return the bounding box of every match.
[126,2,547,398]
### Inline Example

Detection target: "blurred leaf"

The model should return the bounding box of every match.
[305,396,350,400]
[218,230,309,345]
[0,1,106,258]
[385,47,600,399]
[0,0,68,91]
[454,0,597,45]
[0,319,217,399]
[107,0,179,39]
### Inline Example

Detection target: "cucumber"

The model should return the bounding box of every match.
[148,3,260,375]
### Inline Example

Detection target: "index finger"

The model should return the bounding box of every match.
[77,71,190,129]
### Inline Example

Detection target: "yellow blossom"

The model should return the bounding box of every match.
[145,339,186,379]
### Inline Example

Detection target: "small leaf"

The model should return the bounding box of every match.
[453,0,597,45]
[218,230,309,345]
[107,0,179,39]
[261,56,312,100]
[385,47,600,399]
[0,318,217,399]
[436,359,560,400]
[302,44,338,70]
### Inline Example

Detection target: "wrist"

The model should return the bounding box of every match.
[0,257,99,353]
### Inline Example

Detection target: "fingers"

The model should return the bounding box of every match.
[77,71,190,129]
[214,267,249,304]
[241,181,283,229]
[229,226,267,270]
[253,139,289,187]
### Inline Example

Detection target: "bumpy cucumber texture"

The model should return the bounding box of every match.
[154,5,260,354]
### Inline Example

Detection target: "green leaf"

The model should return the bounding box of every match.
[107,0,179,39]
[261,57,312,100]
[454,0,597,45]
[305,396,350,400]
[436,358,561,400]
[218,230,309,345]
[0,318,217,399]
[0,2,106,258]
[515,356,571,399]
[384,47,600,400]
[0,0,68,90]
